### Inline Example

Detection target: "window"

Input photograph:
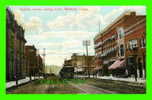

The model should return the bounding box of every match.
[127,57,136,65]
[117,27,124,39]
[141,38,146,48]
[129,39,138,49]
[120,45,124,56]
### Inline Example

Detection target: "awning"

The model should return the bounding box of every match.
[108,60,125,70]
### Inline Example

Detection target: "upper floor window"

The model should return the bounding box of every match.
[119,45,124,56]
[141,38,146,48]
[129,39,138,49]
[117,27,124,39]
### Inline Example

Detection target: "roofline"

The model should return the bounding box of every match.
[94,10,145,41]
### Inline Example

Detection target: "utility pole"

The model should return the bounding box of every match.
[83,40,90,78]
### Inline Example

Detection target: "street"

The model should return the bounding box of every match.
[7,76,146,94]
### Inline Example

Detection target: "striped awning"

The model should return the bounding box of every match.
[108,60,125,70]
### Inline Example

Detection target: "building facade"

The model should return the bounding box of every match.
[36,54,43,75]
[125,15,146,78]
[25,45,37,78]
[94,11,146,78]
[6,8,26,81]
[6,8,15,81]
[71,53,95,75]
[16,24,27,79]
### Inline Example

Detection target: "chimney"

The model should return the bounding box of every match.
[130,12,136,16]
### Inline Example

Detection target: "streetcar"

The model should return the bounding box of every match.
[59,66,74,79]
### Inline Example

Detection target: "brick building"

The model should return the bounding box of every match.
[91,56,103,75]
[6,8,27,81]
[15,25,27,79]
[94,11,146,78]
[36,54,43,75]
[63,53,95,75]
[25,45,37,79]
[125,15,146,78]
[71,53,94,75]
[6,8,15,81]
[6,8,43,82]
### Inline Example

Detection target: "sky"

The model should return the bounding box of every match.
[9,6,146,66]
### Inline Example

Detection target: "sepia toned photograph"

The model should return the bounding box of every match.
[6,6,146,94]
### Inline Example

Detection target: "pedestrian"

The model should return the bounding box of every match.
[138,58,143,78]
[128,62,137,81]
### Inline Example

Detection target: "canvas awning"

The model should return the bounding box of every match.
[108,60,125,70]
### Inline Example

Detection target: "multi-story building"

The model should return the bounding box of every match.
[63,53,95,75]
[16,24,27,79]
[36,54,43,75]
[6,8,26,81]
[25,45,37,78]
[91,56,103,75]
[94,11,146,78]
[6,8,43,82]
[71,53,94,74]
[6,8,15,81]
[125,14,146,78]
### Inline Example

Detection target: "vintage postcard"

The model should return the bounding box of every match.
[6,6,146,94]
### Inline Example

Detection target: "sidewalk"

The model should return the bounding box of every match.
[97,76,145,83]
[76,75,145,83]
[6,76,43,88]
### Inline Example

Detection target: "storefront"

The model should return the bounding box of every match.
[108,59,126,77]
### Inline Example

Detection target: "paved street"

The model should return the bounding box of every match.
[69,83,116,94]
[7,76,146,94]
[86,78,146,94]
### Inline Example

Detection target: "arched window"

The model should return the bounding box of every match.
[120,45,124,56]
[117,27,124,39]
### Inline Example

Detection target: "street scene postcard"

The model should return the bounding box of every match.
[6,6,146,94]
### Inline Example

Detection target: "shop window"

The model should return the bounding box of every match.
[127,57,136,65]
